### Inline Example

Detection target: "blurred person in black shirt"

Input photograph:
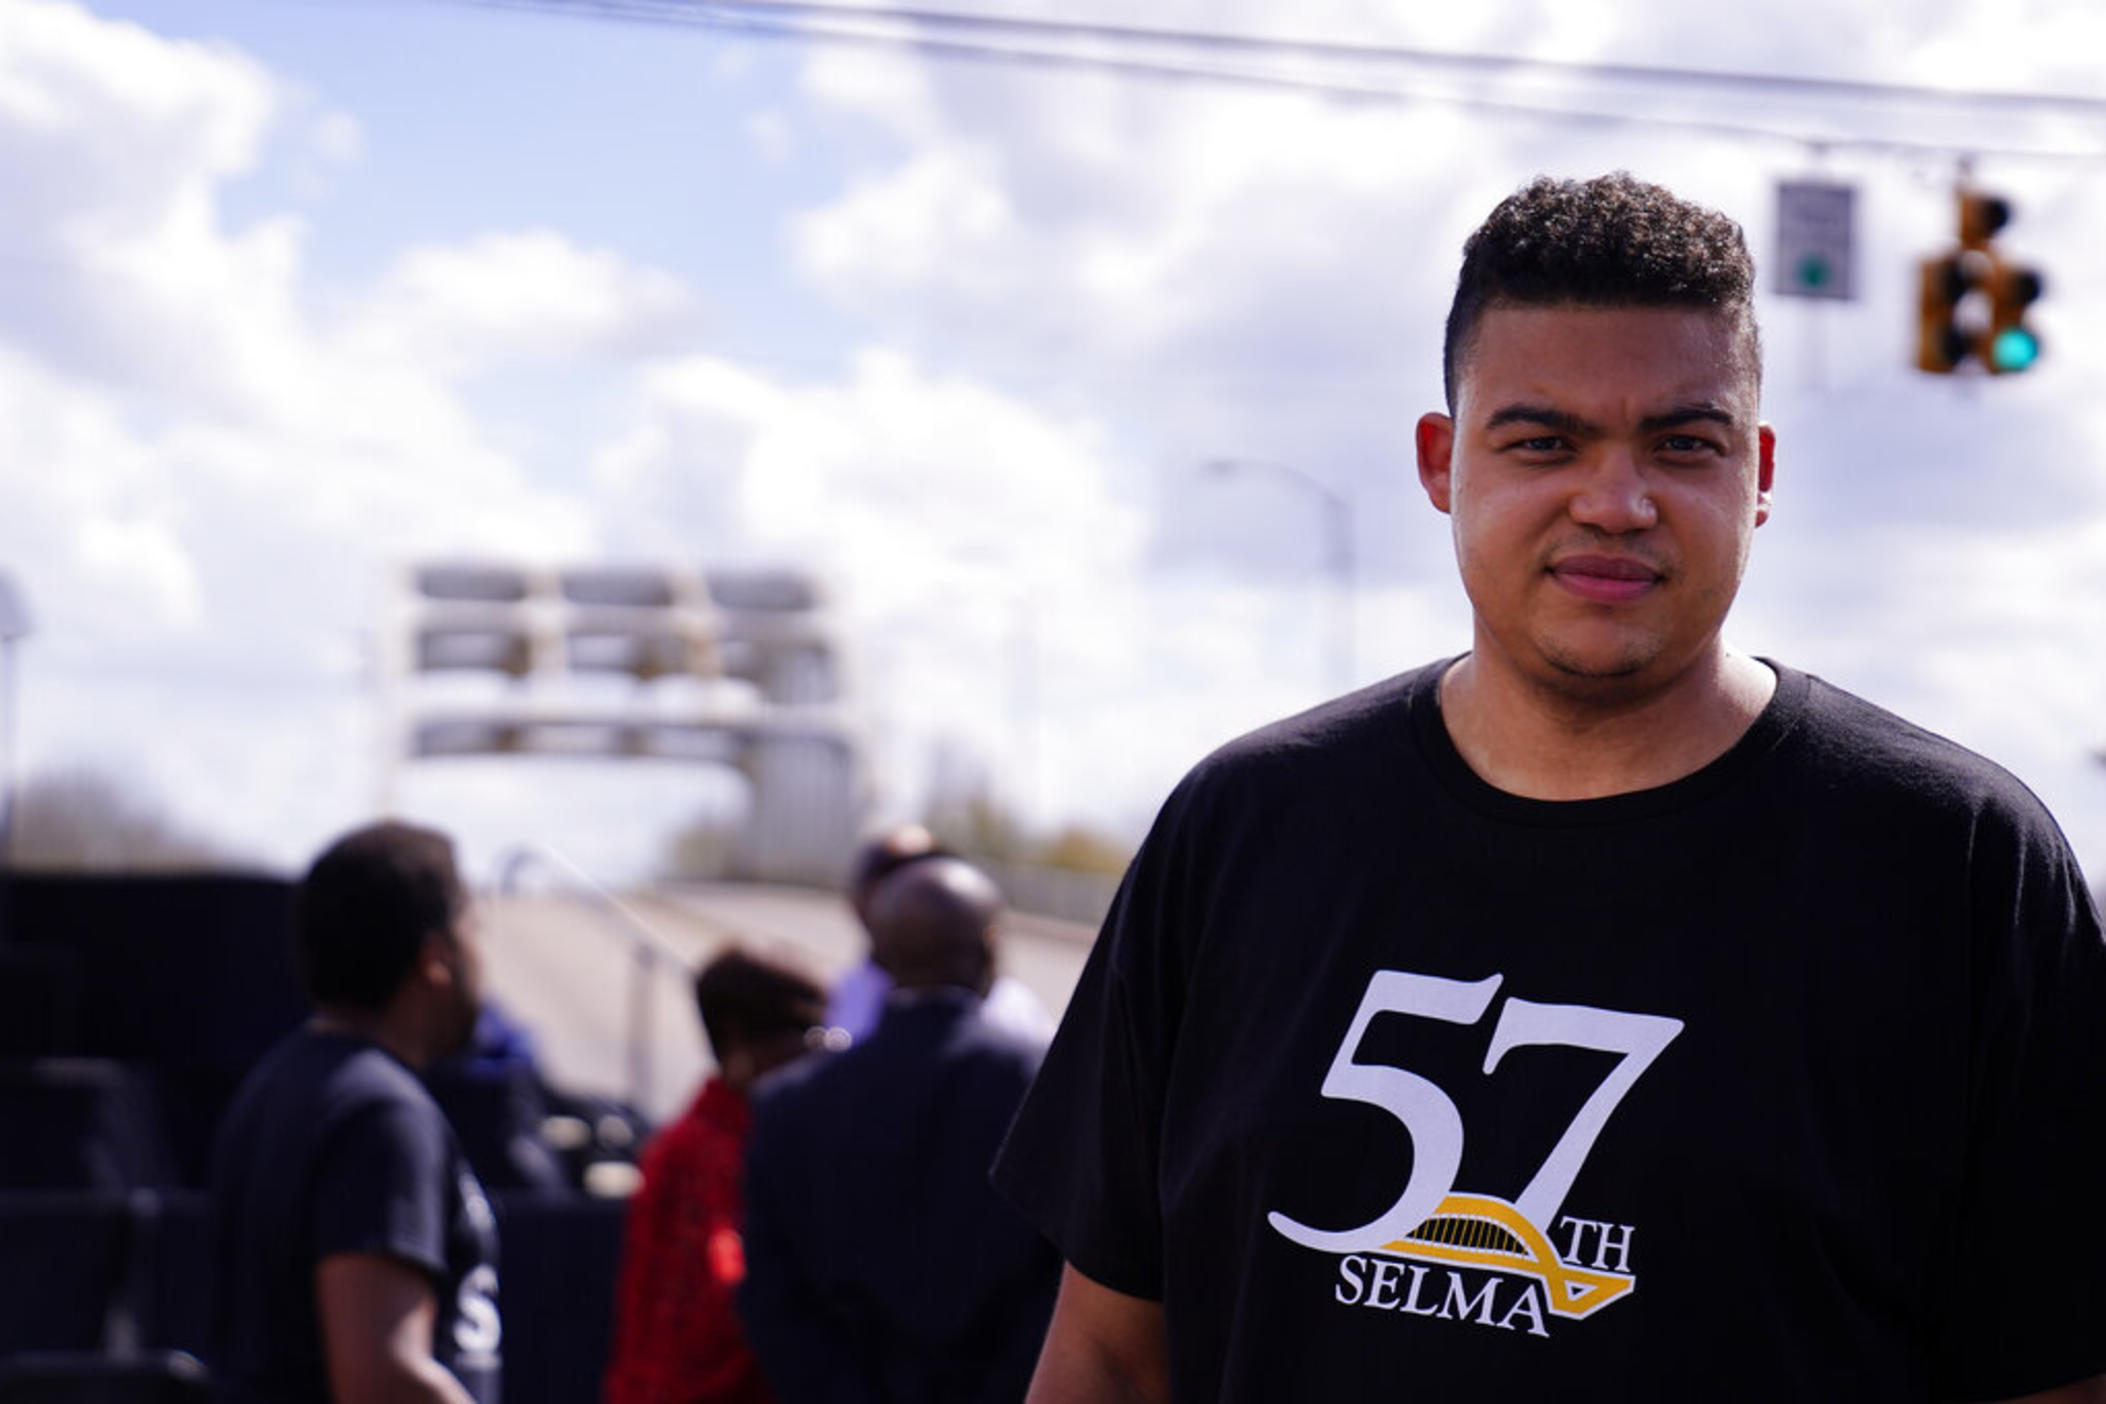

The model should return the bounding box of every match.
[212,820,499,1404]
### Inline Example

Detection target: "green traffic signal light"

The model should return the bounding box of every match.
[1990,327,2041,373]
[1986,261,2043,375]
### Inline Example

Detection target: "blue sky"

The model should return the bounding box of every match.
[5,0,2106,886]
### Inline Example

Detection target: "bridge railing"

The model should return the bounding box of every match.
[492,844,693,1115]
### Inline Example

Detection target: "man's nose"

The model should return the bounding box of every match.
[1567,448,1658,533]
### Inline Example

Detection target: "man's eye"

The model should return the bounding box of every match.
[1658,434,1718,456]
[1507,436,1567,454]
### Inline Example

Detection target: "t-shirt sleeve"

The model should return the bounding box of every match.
[1936,803,2106,1401]
[312,1098,452,1280]
[992,782,1198,1301]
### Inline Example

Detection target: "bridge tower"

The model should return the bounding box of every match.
[378,561,866,886]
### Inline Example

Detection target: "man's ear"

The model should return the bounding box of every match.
[1754,422,1776,526]
[420,931,456,989]
[1417,413,1457,515]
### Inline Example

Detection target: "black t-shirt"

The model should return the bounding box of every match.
[211,1027,502,1404]
[993,660,2106,1402]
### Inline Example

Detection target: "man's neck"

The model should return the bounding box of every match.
[885,981,983,1005]
[1438,646,1776,801]
[311,1007,431,1070]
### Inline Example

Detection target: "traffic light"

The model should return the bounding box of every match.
[1957,192,2009,250]
[1916,254,1972,374]
[1916,187,2044,376]
[1985,259,2043,373]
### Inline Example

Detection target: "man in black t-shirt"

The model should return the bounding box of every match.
[212,821,499,1404]
[992,175,2106,1402]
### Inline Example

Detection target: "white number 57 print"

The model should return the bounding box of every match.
[1267,970,1683,1254]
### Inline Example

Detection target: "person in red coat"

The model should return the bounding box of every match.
[603,948,827,1404]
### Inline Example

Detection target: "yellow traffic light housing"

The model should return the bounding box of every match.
[1957,192,2010,250]
[1985,259,2043,374]
[1916,255,1972,374]
[1917,187,2043,376]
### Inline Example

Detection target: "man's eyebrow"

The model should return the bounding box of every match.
[1638,403,1738,433]
[1482,404,1591,435]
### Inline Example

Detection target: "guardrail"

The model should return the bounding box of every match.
[977,860,1122,929]
[491,844,692,1114]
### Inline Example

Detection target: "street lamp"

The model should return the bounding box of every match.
[0,571,31,866]
[1202,458,1357,694]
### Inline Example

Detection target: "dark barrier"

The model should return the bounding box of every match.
[137,1192,215,1359]
[0,1184,626,1399]
[0,1189,212,1361]
[0,873,645,1404]
[0,1350,212,1403]
[0,1060,180,1192]
[493,1192,627,1404]
[0,945,82,1057]
[0,874,306,1069]
[0,874,309,1183]
[425,1063,569,1194]
[0,1193,133,1356]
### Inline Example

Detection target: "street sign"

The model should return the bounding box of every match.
[1775,180,1856,301]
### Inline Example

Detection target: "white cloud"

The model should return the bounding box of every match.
[800,44,944,147]
[0,0,691,866]
[0,0,298,411]
[349,230,699,377]
[74,514,203,632]
[0,0,272,185]
[7,0,2106,886]
[594,347,1155,814]
[762,0,2106,866]
[0,343,196,643]
[600,347,1143,578]
[584,332,1475,830]
[796,147,1019,298]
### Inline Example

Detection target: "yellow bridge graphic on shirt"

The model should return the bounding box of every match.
[1379,1194,1634,1320]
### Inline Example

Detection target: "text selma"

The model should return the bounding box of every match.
[1334,1255,1551,1338]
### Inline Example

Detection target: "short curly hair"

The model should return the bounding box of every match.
[1443,172,1759,410]
[693,947,825,1061]
[297,820,467,1011]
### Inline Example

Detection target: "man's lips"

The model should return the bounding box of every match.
[1547,554,1662,604]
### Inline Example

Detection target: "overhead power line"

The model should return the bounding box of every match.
[692,0,2106,119]
[455,0,2106,161]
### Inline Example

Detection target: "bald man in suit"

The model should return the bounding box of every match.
[738,857,1058,1404]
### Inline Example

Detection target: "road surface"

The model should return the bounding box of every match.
[479,881,1098,1124]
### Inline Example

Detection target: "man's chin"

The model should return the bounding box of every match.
[441,1004,485,1061]
[1539,640,1658,683]
[1547,654,1651,681]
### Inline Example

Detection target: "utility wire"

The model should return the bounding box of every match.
[688,0,2106,119]
[465,0,2106,162]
